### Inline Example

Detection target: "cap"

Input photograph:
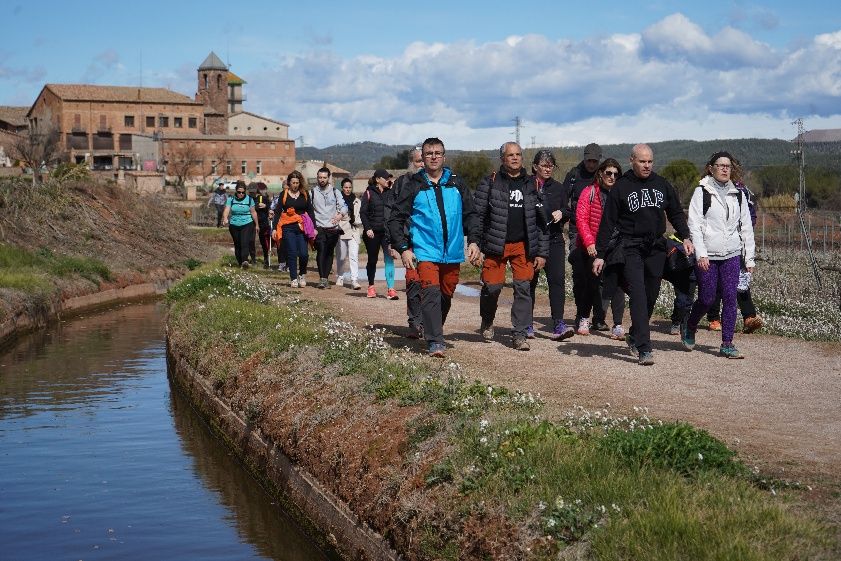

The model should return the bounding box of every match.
[583,143,602,161]
[373,169,393,180]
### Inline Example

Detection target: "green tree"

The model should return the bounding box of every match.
[449,153,494,190]
[376,149,410,170]
[660,159,701,205]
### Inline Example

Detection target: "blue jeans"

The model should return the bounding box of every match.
[283,226,308,280]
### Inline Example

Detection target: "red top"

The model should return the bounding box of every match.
[575,182,603,249]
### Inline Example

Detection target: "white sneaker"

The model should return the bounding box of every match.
[576,317,591,335]
[351,280,361,290]
[335,275,345,286]
[299,275,307,287]
[290,278,299,288]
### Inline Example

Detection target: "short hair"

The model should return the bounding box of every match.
[499,141,521,159]
[631,143,653,160]
[598,158,623,175]
[532,149,556,167]
[317,166,331,176]
[340,177,352,187]
[421,137,445,154]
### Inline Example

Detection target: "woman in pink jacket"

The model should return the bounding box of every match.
[575,158,626,339]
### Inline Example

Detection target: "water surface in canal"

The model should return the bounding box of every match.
[0,301,328,561]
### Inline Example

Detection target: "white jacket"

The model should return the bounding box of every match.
[688,176,755,267]
[339,197,362,241]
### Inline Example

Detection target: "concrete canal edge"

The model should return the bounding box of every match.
[165,339,402,561]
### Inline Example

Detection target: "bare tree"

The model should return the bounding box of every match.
[11,124,62,185]
[198,144,230,188]
[166,142,202,186]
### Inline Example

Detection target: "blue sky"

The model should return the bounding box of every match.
[3,1,841,149]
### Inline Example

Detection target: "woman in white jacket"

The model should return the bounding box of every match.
[680,151,755,359]
[335,178,363,289]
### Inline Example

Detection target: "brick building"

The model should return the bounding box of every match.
[25,51,295,185]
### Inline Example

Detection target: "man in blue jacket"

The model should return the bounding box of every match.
[388,137,478,358]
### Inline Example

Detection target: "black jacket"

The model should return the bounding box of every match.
[532,175,569,238]
[562,161,597,235]
[360,184,390,233]
[473,168,548,259]
[595,170,689,255]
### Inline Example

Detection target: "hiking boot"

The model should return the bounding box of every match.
[290,278,299,288]
[592,320,610,332]
[480,321,495,341]
[299,275,307,287]
[576,317,591,336]
[317,278,328,289]
[351,280,361,290]
[513,337,530,351]
[407,324,424,339]
[680,317,695,351]
[638,351,655,366]
[719,344,744,359]
[367,285,377,298]
[387,288,399,300]
[669,323,681,336]
[263,261,270,270]
[743,316,763,334]
[241,261,250,270]
[708,320,722,331]
[611,324,625,340]
[526,325,535,339]
[428,342,446,358]
[625,333,637,356]
[550,319,574,341]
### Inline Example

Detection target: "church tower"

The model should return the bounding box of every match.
[196,51,228,134]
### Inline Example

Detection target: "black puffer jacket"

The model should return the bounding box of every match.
[360,184,389,233]
[473,168,548,259]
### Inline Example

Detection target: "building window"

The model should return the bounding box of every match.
[217,74,222,89]
[174,117,183,128]
[188,117,197,128]
[256,160,262,175]
[203,73,208,89]
[159,116,169,127]
[146,116,155,128]
[124,115,135,127]
[256,142,261,148]
[241,160,247,174]
[240,143,246,149]
[211,160,217,174]
[270,143,276,150]
[226,160,232,174]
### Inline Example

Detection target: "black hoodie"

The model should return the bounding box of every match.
[595,169,689,255]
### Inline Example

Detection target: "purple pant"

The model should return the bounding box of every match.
[687,255,740,345]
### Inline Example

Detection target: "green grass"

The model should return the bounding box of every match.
[167,265,836,560]
[0,243,111,288]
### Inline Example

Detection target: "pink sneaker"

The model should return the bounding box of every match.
[386,288,399,300]
[367,285,377,298]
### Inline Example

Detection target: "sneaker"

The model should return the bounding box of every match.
[592,321,610,332]
[480,320,495,341]
[669,323,681,336]
[299,275,307,287]
[367,285,377,298]
[549,319,574,341]
[680,317,695,351]
[708,320,722,331]
[743,316,763,334]
[625,333,637,356]
[576,317,591,336]
[351,280,361,290]
[278,264,287,272]
[335,275,345,286]
[611,324,625,340]
[317,278,328,289]
[513,337,530,351]
[719,344,744,359]
[263,262,270,270]
[290,278,299,288]
[241,261,250,270]
[428,342,446,358]
[526,325,535,339]
[387,288,399,300]
[407,324,424,339]
[638,351,655,366]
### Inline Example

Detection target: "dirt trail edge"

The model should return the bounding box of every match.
[297,278,841,484]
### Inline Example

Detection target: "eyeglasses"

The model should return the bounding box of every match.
[235,190,246,194]
[712,163,731,170]
[537,163,555,170]
[603,170,619,178]
[423,151,444,159]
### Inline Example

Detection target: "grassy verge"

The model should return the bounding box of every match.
[0,243,112,289]
[166,262,836,560]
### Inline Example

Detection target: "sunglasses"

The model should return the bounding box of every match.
[235,190,246,194]
[603,170,619,178]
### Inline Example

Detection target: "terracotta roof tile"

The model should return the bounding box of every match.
[0,106,28,127]
[45,84,202,105]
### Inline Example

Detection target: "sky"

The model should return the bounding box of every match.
[2,1,841,150]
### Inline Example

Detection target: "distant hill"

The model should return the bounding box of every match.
[298,138,841,175]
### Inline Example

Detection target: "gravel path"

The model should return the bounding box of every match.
[291,276,841,484]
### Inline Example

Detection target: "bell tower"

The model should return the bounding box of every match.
[196,51,228,134]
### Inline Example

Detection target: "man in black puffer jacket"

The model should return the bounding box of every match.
[471,142,548,351]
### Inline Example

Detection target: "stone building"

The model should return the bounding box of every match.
[24,51,295,186]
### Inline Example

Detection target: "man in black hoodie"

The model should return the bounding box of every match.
[592,144,693,365]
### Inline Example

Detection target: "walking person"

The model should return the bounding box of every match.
[473,142,548,351]
[335,178,362,290]
[391,147,425,338]
[576,158,627,339]
[252,183,272,268]
[221,181,259,269]
[312,167,348,289]
[527,149,574,340]
[360,169,398,300]
[388,137,478,358]
[273,170,314,287]
[208,183,228,227]
[592,144,693,365]
[681,151,756,359]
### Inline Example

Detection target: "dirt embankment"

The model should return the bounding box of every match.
[0,178,217,343]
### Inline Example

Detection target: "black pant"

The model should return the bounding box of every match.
[214,203,225,227]
[623,241,666,354]
[664,266,697,325]
[229,222,255,266]
[569,247,602,323]
[529,235,566,324]
[258,221,271,264]
[315,227,341,279]
[601,264,628,327]
[363,230,387,286]
[707,289,757,321]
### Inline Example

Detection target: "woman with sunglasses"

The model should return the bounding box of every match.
[222,180,259,269]
[575,158,626,339]
[274,170,315,287]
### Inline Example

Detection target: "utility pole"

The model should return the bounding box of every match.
[530,136,536,149]
[792,118,822,289]
[512,116,522,145]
